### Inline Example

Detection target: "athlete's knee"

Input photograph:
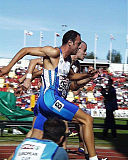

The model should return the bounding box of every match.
[87,114,93,124]
[74,109,94,125]
[83,114,93,126]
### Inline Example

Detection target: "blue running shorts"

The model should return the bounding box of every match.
[39,89,79,121]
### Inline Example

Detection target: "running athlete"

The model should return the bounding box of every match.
[70,41,89,157]
[0,30,107,160]
[17,41,96,158]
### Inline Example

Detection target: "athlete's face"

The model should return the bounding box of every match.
[76,42,87,60]
[71,35,81,55]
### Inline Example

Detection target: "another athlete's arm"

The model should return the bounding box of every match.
[68,67,97,81]
[18,58,42,84]
[70,77,92,91]
[70,71,99,91]
[22,58,43,90]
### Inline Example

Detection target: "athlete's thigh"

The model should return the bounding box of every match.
[40,89,79,121]
[73,108,93,124]
[51,95,79,121]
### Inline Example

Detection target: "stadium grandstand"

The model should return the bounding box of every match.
[0,58,128,118]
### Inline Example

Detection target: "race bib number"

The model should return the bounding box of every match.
[52,100,64,112]
[58,76,70,98]
[14,141,46,160]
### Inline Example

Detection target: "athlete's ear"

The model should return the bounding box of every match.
[68,40,73,47]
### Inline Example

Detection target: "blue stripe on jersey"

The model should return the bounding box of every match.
[49,70,52,86]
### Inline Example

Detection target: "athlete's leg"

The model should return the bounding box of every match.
[77,124,83,148]
[40,93,97,158]
[31,113,47,139]
[26,116,37,138]
[73,108,96,158]
[62,120,69,150]
[79,124,88,155]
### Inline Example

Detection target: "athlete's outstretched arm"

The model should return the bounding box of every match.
[68,68,97,81]
[18,67,39,84]
[70,77,92,91]
[18,58,43,84]
[0,46,59,76]
[70,71,99,91]
[32,70,43,79]
[22,71,43,91]
[15,69,43,96]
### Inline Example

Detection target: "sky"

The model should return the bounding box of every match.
[0,0,128,63]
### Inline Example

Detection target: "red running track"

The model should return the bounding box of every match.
[67,147,128,160]
[0,146,128,160]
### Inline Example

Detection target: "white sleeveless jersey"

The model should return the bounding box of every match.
[41,50,71,98]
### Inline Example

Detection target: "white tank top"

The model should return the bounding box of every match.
[41,49,71,98]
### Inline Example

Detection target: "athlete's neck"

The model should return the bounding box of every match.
[71,55,77,61]
[60,45,73,59]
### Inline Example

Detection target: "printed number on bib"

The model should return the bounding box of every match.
[53,100,64,112]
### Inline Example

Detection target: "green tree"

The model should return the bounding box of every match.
[107,49,122,63]
[85,52,98,59]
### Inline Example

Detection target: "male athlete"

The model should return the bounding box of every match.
[0,30,107,160]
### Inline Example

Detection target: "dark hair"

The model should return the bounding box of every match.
[43,118,66,143]
[62,30,80,45]
[81,41,87,46]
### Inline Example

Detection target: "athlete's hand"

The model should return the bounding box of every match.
[14,85,23,96]
[18,75,26,84]
[88,68,98,77]
[0,66,10,76]
[22,78,31,91]
[88,66,94,73]
[87,66,100,80]
[92,72,99,79]
[88,66,97,75]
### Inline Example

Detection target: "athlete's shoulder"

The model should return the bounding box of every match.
[40,46,60,58]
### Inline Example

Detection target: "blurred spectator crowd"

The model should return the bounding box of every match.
[67,69,128,110]
[0,67,41,110]
[0,67,128,111]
